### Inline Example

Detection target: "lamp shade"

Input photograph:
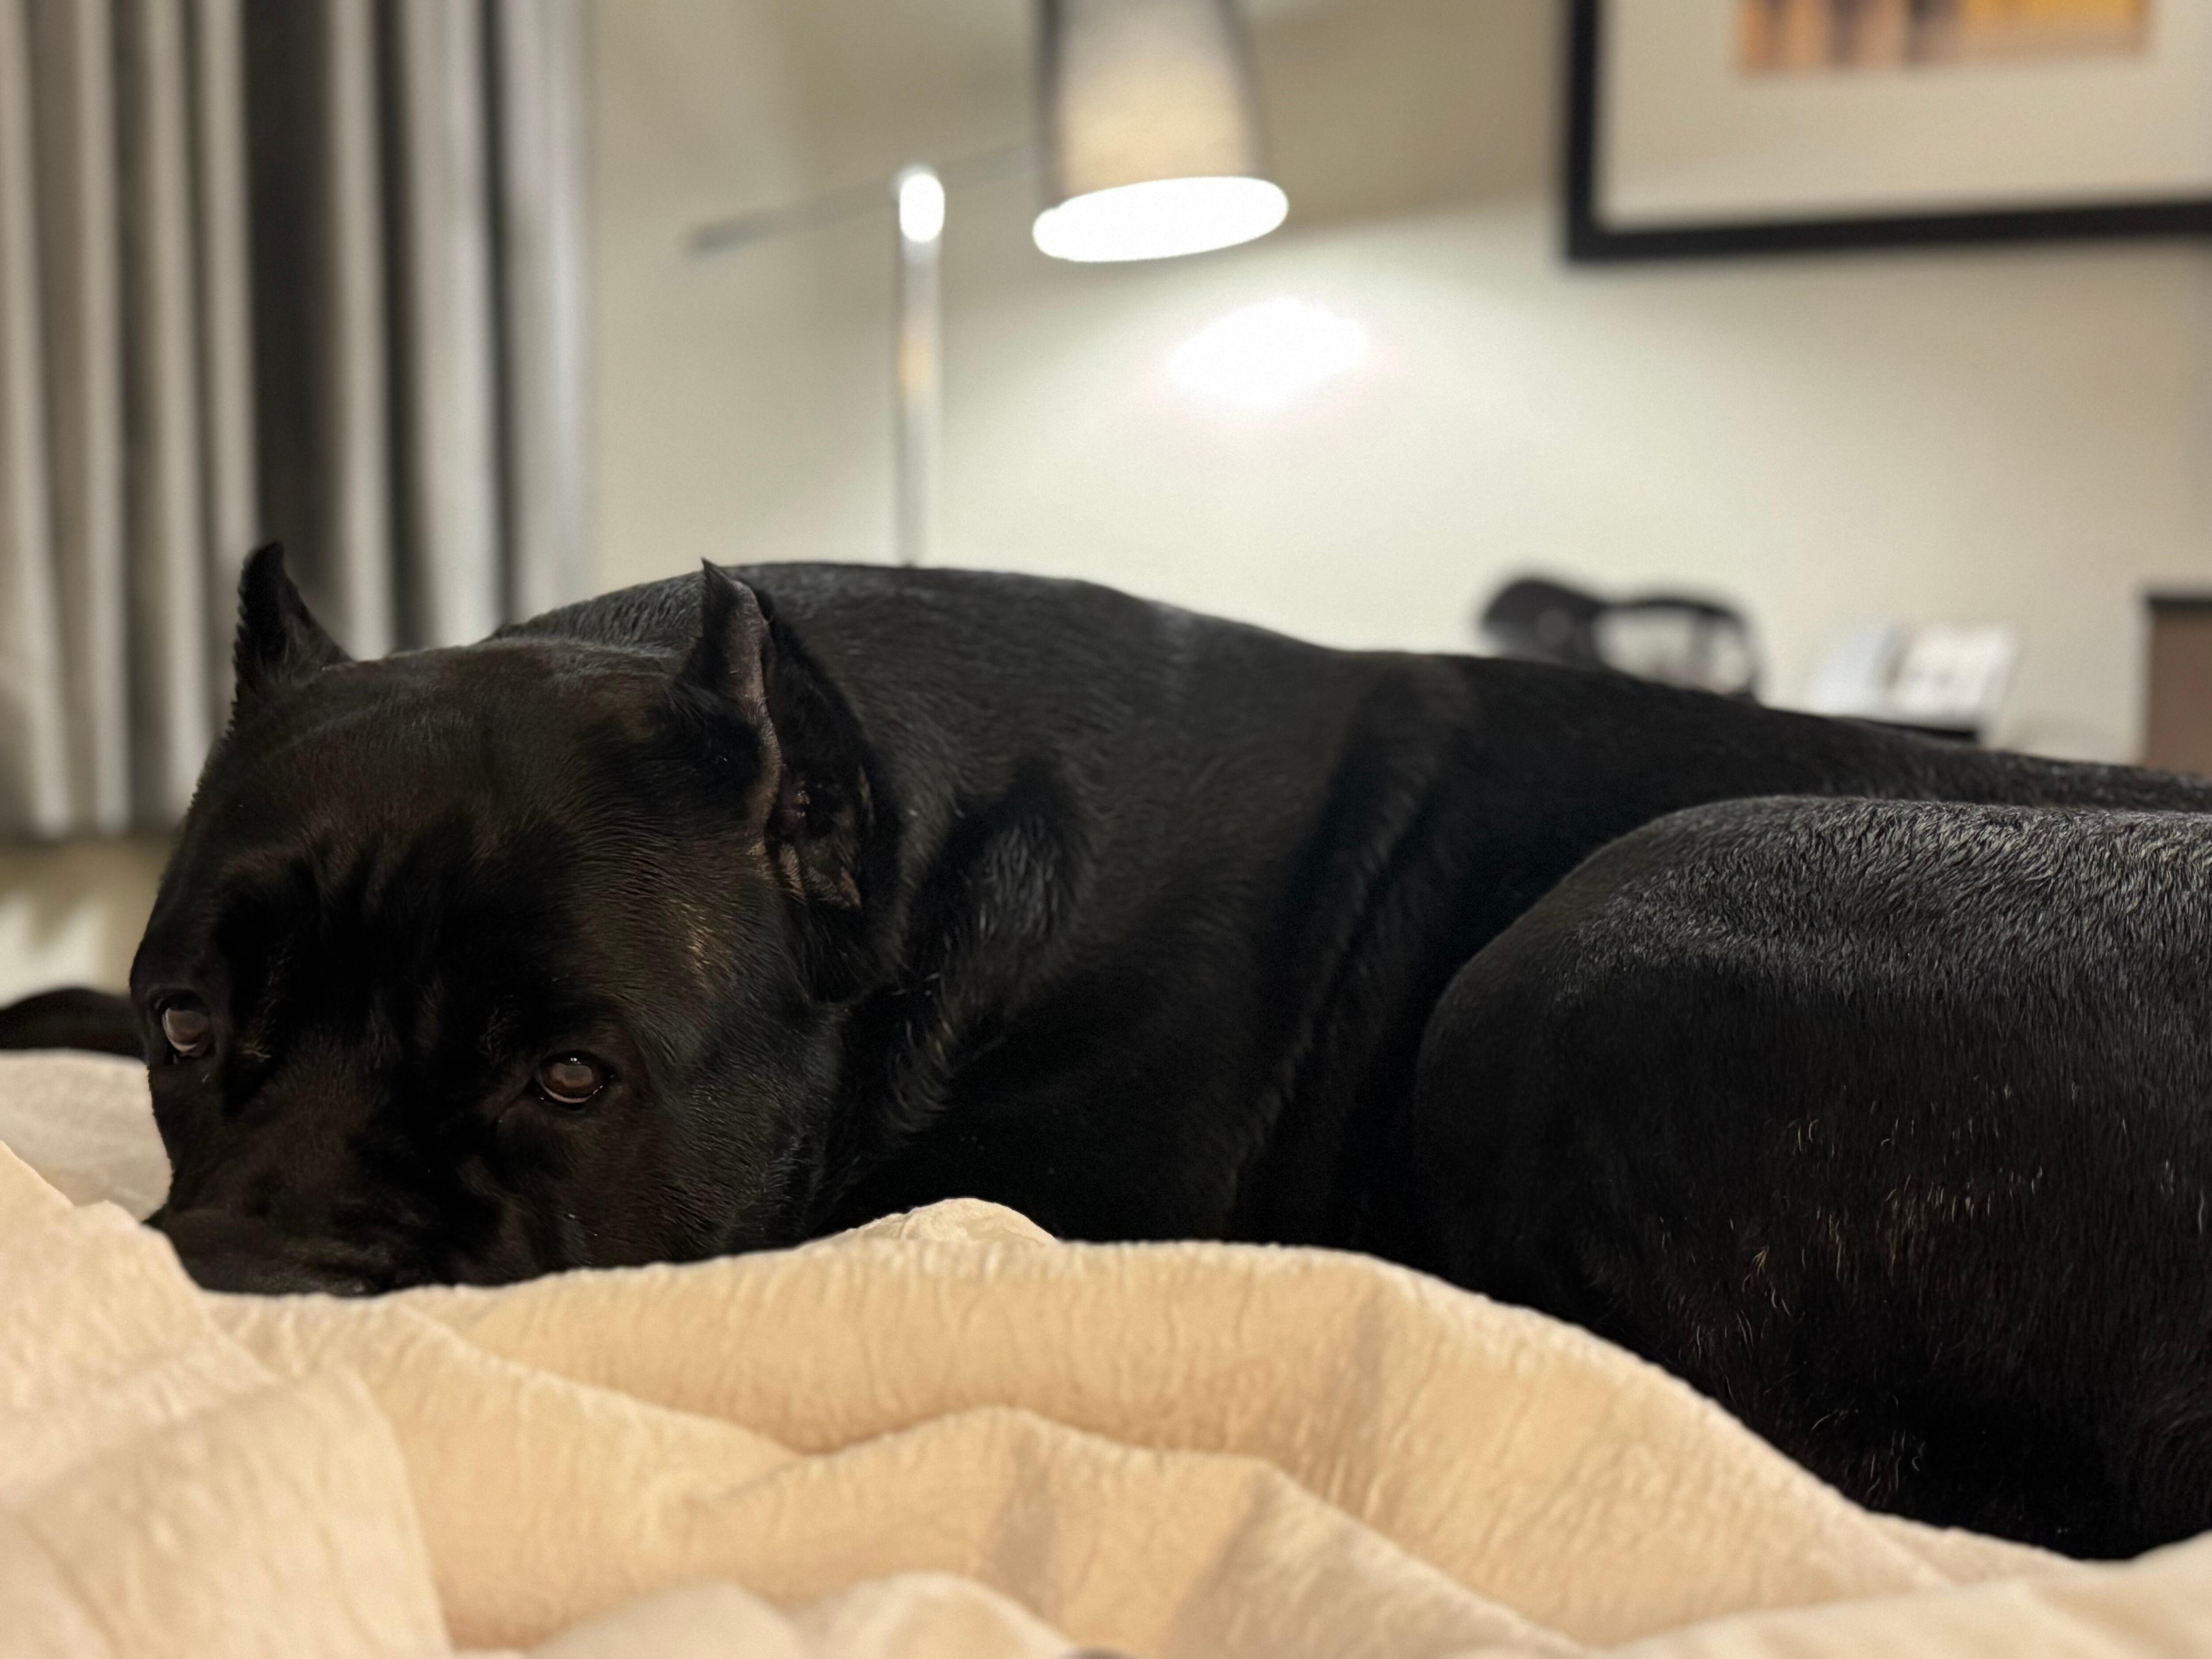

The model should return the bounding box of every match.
[1034,0,1287,262]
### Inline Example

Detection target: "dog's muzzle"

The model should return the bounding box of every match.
[153,1207,391,1296]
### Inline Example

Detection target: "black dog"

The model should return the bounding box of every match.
[10,545,2212,1556]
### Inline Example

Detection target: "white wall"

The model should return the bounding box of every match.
[592,0,2212,763]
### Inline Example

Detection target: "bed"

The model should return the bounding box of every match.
[2,1051,2204,1657]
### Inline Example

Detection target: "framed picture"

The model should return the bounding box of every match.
[1566,0,2212,261]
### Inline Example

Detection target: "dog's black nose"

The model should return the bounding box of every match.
[153,1208,383,1295]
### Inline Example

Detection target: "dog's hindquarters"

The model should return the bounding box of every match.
[1385,796,2212,1557]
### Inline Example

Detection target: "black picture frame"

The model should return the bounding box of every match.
[1564,0,2212,263]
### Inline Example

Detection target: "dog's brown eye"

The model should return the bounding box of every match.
[159,998,212,1059]
[534,1054,606,1107]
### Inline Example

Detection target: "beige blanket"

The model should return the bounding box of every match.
[2,1052,2206,1658]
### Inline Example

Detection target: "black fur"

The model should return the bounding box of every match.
[12,548,2212,1553]
[1389,799,2212,1558]
[0,987,143,1057]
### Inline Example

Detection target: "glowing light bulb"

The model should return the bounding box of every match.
[1033,176,1286,263]
[897,167,945,244]
[1167,298,1367,410]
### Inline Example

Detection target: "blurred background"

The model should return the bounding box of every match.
[8,0,2212,1004]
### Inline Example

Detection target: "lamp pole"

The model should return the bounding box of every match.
[892,165,943,570]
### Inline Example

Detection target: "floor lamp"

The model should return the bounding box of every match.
[691,0,1287,568]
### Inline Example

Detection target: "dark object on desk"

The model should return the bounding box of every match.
[2143,594,2212,778]
[1477,576,1759,699]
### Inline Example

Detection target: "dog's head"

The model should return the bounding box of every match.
[138,548,887,1292]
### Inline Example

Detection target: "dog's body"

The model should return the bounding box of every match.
[14,552,2212,1555]
[504,564,2212,1247]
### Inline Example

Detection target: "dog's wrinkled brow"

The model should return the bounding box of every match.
[191,813,587,1070]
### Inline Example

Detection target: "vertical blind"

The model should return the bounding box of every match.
[0,0,589,839]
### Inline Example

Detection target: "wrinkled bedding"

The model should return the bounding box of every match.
[1,1052,2206,1657]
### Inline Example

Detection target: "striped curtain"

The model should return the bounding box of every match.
[0,0,590,839]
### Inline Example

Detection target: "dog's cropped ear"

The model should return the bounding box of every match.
[676,562,776,735]
[672,564,883,932]
[234,543,350,705]
[672,565,782,815]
